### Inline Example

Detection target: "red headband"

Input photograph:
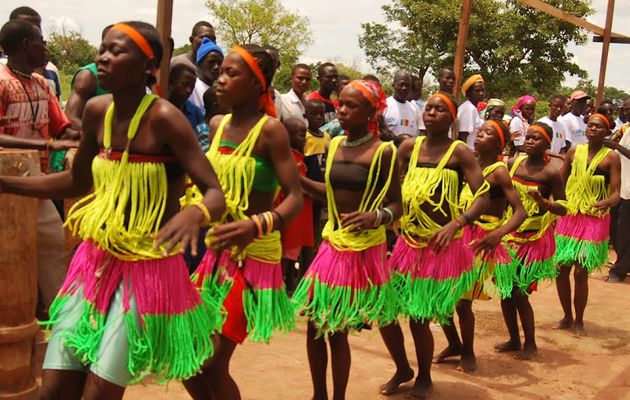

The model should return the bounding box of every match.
[345,80,387,137]
[530,124,551,143]
[111,23,162,96]
[588,113,611,129]
[231,45,276,118]
[486,120,506,149]
[430,92,457,120]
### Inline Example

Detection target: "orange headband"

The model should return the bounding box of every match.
[347,80,378,108]
[231,45,276,118]
[111,23,155,61]
[430,92,457,120]
[588,113,611,129]
[530,124,551,143]
[486,120,505,149]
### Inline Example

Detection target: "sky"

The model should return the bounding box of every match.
[2,0,629,90]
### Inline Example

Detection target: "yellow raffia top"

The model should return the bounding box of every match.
[400,136,489,248]
[65,95,176,261]
[565,144,612,216]
[460,161,507,232]
[505,156,564,243]
[187,114,282,263]
[323,136,396,251]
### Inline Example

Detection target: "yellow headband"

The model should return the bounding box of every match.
[461,74,484,95]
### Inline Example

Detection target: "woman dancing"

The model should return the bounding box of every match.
[293,79,402,400]
[554,111,620,336]
[182,44,303,400]
[435,119,526,372]
[379,92,490,398]
[0,22,227,399]
[498,122,567,360]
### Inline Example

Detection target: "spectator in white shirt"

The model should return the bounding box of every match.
[538,95,567,155]
[560,90,590,148]
[457,74,484,148]
[188,37,223,108]
[280,64,312,125]
[383,71,422,138]
[509,95,537,151]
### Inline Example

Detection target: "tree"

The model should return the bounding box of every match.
[173,44,191,58]
[359,0,593,98]
[47,31,97,74]
[206,0,313,90]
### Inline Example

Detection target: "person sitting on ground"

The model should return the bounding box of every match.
[188,37,223,108]
[170,21,216,73]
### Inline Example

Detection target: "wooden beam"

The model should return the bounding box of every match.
[155,0,173,97]
[596,0,615,104]
[453,0,472,98]
[517,0,628,39]
[593,35,630,44]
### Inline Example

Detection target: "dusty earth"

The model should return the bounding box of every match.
[119,266,630,400]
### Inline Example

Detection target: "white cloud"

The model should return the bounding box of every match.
[1,0,629,90]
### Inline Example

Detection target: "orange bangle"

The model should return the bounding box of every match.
[264,211,274,234]
[251,214,263,237]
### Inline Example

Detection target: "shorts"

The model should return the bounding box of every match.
[43,282,136,387]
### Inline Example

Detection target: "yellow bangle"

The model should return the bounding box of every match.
[46,138,54,151]
[264,211,274,234]
[191,203,211,226]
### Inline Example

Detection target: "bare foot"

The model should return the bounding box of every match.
[552,317,574,330]
[514,344,537,360]
[457,353,476,373]
[494,340,521,353]
[379,368,415,396]
[433,345,461,363]
[405,380,433,399]
[573,322,587,337]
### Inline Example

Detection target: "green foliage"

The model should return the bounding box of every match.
[206,0,313,93]
[47,31,97,75]
[359,0,592,99]
[173,44,191,58]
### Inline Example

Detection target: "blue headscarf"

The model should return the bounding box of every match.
[196,37,223,64]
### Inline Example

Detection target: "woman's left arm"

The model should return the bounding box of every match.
[152,100,226,256]
[594,152,621,212]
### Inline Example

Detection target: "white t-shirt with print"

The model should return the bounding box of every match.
[457,100,482,149]
[560,113,588,146]
[384,96,421,137]
[538,116,566,154]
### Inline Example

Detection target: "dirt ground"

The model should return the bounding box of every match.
[120,265,630,400]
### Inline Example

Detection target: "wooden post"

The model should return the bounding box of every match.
[596,0,615,105]
[156,0,173,97]
[0,150,40,400]
[453,0,473,102]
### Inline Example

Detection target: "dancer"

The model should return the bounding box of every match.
[293,79,402,400]
[182,44,303,400]
[0,21,227,399]
[554,112,620,336]
[498,122,567,360]
[435,120,526,372]
[380,92,490,398]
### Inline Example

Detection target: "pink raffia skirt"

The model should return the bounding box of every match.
[508,228,557,295]
[291,240,397,335]
[462,225,517,300]
[192,249,294,344]
[43,240,223,383]
[555,213,610,272]
[388,236,476,323]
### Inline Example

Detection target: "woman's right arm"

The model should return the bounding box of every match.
[0,99,102,197]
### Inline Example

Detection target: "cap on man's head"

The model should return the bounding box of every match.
[570,90,590,101]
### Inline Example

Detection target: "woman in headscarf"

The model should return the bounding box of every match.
[481,98,506,121]
[294,79,403,400]
[509,95,537,153]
